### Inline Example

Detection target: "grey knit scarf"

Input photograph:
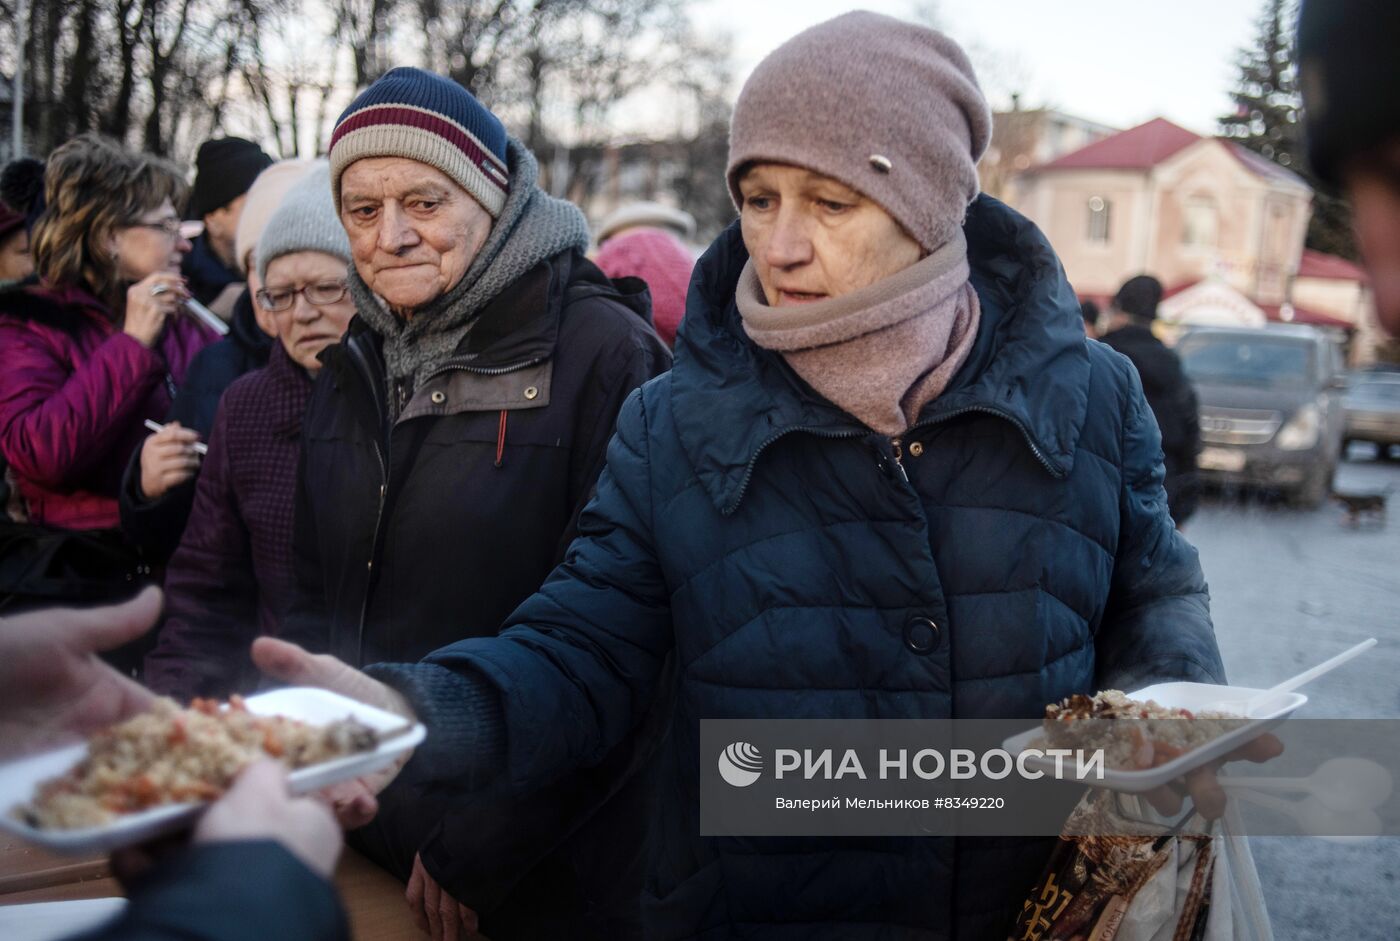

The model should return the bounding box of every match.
[350,138,591,405]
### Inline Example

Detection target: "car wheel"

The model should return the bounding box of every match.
[1291,462,1334,509]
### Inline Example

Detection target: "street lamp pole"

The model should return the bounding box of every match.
[12,0,29,158]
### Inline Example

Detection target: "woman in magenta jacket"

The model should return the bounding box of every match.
[0,134,216,535]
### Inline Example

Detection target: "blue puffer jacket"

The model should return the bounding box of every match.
[377,196,1225,940]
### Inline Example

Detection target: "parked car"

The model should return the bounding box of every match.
[1343,371,1400,457]
[1177,325,1346,507]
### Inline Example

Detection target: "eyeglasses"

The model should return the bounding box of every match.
[128,217,183,238]
[256,281,350,312]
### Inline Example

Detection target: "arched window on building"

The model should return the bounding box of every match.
[1182,195,1219,249]
[1086,195,1111,243]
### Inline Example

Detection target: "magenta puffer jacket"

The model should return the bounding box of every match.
[0,281,217,530]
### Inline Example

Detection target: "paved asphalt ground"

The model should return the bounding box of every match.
[1187,445,1400,939]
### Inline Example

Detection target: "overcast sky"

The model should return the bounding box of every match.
[690,0,1269,135]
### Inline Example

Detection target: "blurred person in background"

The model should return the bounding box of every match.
[1299,0,1400,339]
[1100,274,1201,527]
[1080,298,1100,339]
[254,14,1226,940]
[594,200,697,247]
[145,163,356,702]
[284,67,671,940]
[593,209,695,348]
[0,589,347,941]
[0,199,33,285]
[181,137,273,319]
[120,159,312,564]
[0,157,44,524]
[0,134,216,649]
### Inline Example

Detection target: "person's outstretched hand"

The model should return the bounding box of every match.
[253,637,416,829]
[114,759,345,885]
[406,852,479,940]
[1144,733,1285,821]
[196,760,343,878]
[0,588,161,758]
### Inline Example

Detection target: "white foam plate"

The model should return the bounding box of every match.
[1001,681,1306,793]
[0,899,126,941]
[0,687,425,854]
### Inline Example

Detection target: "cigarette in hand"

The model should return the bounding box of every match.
[143,419,209,455]
[183,297,230,336]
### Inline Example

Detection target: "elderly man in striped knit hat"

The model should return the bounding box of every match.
[278,67,670,940]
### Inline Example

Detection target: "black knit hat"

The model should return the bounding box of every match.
[1298,0,1400,186]
[1113,275,1163,322]
[187,137,273,219]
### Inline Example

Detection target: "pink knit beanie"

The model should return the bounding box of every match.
[594,226,694,347]
[726,11,992,253]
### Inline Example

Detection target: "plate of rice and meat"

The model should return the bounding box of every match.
[1001,682,1306,792]
[0,688,425,852]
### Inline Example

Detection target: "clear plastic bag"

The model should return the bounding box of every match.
[1010,793,1273,941]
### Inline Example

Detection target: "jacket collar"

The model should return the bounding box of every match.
[184,234,238,291]
[264,341,314,438]
[670,195,1091,515]
[229,287,275,358]
[322,250,651,419]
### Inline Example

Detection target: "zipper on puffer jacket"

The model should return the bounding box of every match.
[729,404,1062,512]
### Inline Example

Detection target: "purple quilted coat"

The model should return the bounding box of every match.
[0,282,216,530]
[145,342,312,701]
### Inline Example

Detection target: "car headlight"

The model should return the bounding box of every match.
[1276,403,1321,450]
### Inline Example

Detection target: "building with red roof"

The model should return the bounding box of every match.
[1010,117,1314,313]
[1005,117,1380,357]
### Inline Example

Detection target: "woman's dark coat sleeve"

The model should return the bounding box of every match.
[1096,370,1224,690]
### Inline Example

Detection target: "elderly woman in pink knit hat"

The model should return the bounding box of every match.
[257,13,1232,939]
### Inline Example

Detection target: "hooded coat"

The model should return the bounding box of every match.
[370,196,1226,940]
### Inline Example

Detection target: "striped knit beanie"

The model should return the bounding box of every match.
[329,67,511,218]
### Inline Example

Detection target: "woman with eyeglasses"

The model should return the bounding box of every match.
[144,164,357,700]
[0,134,216,624]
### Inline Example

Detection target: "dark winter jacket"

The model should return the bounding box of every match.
[119,288,273,561]
[74,840,346,941]
[369,197,1226,941]
[285,249,672,938]
[170,288,275,435]
[145,342,312,702]
[1099,322,1202,524]
[0,281,215,530]
[181,233,240,307]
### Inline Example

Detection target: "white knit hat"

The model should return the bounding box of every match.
[256,161,353,282]
[235,159,315,276]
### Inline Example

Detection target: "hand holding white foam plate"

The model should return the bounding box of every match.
[0,687,425,854]
[1000,681,1306,793]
